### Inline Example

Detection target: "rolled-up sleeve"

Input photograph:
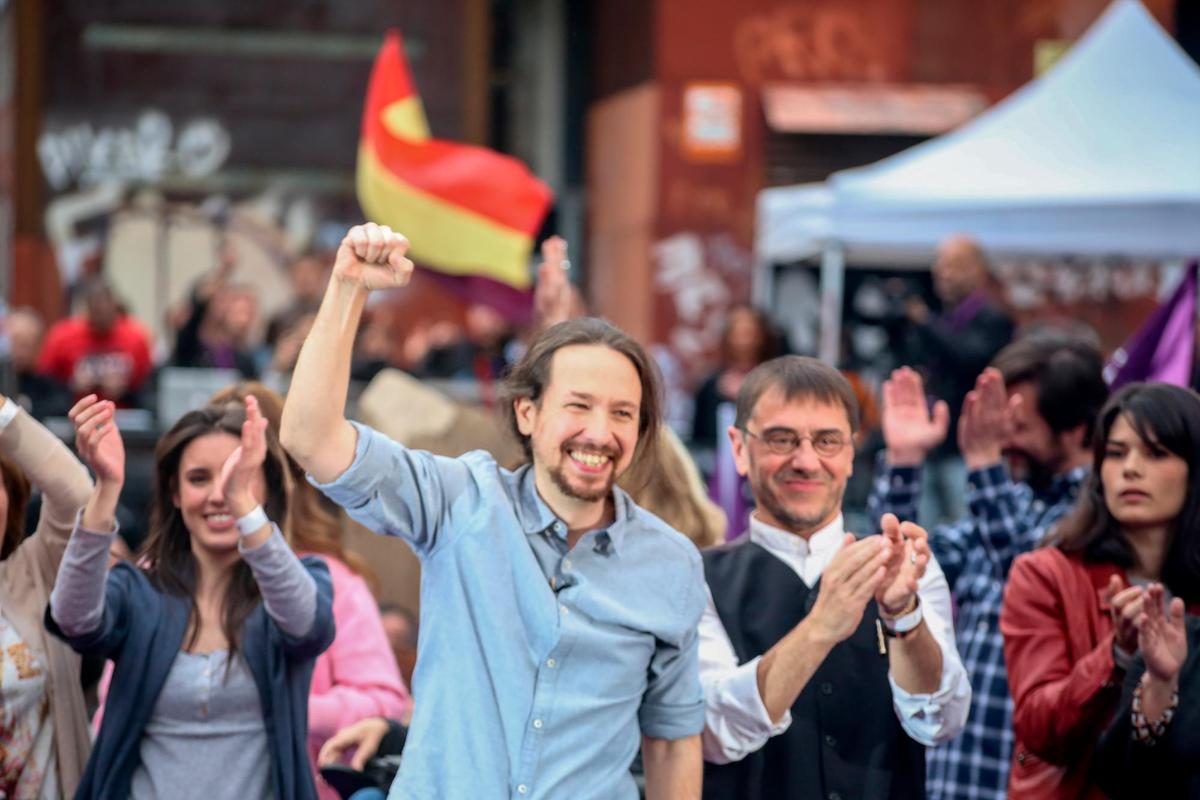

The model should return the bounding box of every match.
[308,421,478,558]
[889,553,972,745]
[699,588,790,764]
[639,551,706,740]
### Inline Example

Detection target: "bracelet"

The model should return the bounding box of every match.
[1130,678,1179,745]
[235,505,270,536]
[881,597,923,638]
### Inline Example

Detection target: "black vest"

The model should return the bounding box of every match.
[702,540,925,800]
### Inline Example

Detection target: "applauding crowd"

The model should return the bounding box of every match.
[3,223,1199,799]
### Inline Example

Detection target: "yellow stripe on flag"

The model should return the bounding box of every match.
[382,97,431,142]
[357,143,534,289]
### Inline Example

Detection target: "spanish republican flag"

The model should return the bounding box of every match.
[357,31,553,290]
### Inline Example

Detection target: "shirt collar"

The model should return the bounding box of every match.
[513,463,630,554]
[1044,465,1089,502]
[748,512,846,558]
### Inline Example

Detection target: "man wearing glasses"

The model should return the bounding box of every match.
[698,355,970,800]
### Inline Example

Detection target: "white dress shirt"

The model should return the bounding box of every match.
[700,513,972,764]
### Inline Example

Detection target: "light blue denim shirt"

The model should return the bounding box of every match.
[311,422,706,800]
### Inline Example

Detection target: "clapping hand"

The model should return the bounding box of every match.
[881,367,949,465]
[958,368,1017,470]
[876,513,930,617]
[1105,575,1147,655]
[807,535,893,646]
[216,395,269,518]
[1137,583,1187,685]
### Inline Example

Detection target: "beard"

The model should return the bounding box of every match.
[1006,446,1062,491]
[548,461,614,502]
[546,439,624,503]
[748,460,844,535]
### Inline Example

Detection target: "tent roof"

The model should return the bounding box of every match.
[758,0,1200,261]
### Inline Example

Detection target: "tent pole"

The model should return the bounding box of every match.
[751,256,772,311]
[818,242,844,365]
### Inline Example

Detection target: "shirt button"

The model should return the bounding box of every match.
[563,559,573,570]
[546,658,556,668]
[819,682,833,696]
[824,734,837,748]
[517,785,529,795]
[560,605,569,615]
[533,719,543,729]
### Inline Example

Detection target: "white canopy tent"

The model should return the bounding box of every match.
[756,0,1200,361]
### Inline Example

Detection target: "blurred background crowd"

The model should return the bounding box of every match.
[3,0,1200,798]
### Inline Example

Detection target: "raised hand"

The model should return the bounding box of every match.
[881,367,949,464]
[957,367,1015,470]
[217,395,269,516]
[68,395,126,487]
[807,534,892,645]
[1137,584,1187,684]
[534,235,579,329]
[876,513,930,616]
[333,222,414,292]
[1105,574,1147,655]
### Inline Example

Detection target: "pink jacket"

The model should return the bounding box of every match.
[308,555,411,800]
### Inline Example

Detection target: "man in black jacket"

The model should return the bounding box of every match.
[900,235,1013,525]
[699,355,970,800]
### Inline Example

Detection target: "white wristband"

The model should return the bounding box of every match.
[235,505,269,536]
[881,598,923,635]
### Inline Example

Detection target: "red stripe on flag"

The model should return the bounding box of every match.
[361,31,552,237]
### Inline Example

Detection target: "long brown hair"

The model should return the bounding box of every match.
[619,427,726,549]
[210,382,378,594]
[142,403,290,656]
[0,455,32,560]
[499,317,663,468]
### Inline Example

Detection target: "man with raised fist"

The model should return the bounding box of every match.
[282,223,705,799]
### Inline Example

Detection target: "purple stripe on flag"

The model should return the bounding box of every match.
[422,268,535,324]
[1105,261,1198,390]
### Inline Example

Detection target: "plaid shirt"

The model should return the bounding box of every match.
[867,457,1087,800]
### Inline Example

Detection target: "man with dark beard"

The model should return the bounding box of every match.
[699,356,970,800]
[866,334,1108,800]
[281,223,705,799]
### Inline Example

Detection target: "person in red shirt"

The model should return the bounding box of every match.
[36,279,153,406]
[1001,382,1200,799]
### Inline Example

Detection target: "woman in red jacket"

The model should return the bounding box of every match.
[1001,382,1200,799]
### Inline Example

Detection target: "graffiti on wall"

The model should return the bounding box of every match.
[732,6,891,85]
[654,231,754,366]
[38,110,231,192]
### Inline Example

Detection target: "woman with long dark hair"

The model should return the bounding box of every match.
[211,382,410,799]
[0,392,93,798]
[690,305,781,450]
[1001,382,1200,799]
[47,394,335,799]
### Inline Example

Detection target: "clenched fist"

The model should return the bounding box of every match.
[334,222,414,292]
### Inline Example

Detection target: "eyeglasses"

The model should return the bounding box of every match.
[741,428,849,457]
